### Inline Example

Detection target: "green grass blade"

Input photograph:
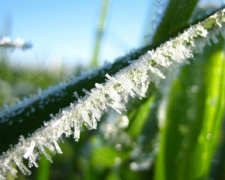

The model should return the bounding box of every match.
[189,39,225,178]
[90,0,110,67]
[154,37,225,180]
[153,0,199,43]
[210,114,225,179]
[36,157,50,180]
[127,96,154,138]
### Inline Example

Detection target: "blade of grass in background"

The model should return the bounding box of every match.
[90,0,110,67]
[36,157,50,180]
[192,39,225,179]
[210,113,225,179]
[154,37,225,180]
[127,96,154,138]
[152,0,199,43]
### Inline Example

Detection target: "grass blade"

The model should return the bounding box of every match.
[154,36,225,180]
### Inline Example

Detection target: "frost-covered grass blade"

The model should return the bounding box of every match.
[1,6,225,179]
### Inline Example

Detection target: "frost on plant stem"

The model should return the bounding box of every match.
[1,8,225,179]
[0,37,32,50]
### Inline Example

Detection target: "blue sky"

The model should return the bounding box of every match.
[0,0,154,69]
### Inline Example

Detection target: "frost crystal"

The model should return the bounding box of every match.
[1,7,225,179]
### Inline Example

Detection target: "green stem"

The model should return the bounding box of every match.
[90,0,110,67]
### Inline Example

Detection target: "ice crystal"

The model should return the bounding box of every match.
[1,7,225,179]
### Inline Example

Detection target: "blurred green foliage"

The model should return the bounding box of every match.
[0,50,67,107]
